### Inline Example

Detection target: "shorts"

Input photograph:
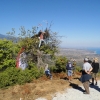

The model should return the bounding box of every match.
[91,73,97,79]
[67,70,73,76]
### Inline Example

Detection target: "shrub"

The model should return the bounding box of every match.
[55,56,67,73]
[49,66,57,73]
[0,39,18,71]
[75,66,82,72]
[0,66,44,88]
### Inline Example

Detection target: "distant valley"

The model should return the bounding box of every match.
[56,48,100,66]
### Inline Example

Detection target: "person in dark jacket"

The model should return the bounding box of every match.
[66,60,73,82]
[91,57,99,85]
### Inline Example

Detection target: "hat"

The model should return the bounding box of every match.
[84,58,88,61]
[94,57,98,62]
[73,59,76,61]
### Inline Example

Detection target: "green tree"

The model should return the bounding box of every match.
[7,25,61,68]
[0,39,18,71]
[0,24,65,88]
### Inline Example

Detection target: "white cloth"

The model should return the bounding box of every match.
[82,62,92,71]
[19,52,28,70]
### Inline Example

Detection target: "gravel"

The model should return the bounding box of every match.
[36,81,100,100]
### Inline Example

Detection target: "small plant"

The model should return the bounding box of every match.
[75,66,82,73]
[55,56,67,73]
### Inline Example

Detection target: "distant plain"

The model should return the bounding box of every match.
[56,48,100,66]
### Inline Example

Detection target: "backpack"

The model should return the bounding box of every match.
[66,62,73,70]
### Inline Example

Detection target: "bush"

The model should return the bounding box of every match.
[49,66,57,73]
[0,39,18,71]
[0,67,18,88]
[0,66,44,88]
[75,66,82,72]
[55,56,67,73]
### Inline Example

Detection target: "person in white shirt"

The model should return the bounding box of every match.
[81,58,93,94]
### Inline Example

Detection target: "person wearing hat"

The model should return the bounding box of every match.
[91,57,99,85]
[80,57,93,94]
[66,60,73,82]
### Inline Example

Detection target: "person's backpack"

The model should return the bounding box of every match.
[66,62,73,70]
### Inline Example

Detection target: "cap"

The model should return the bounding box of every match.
[84,58,88,61]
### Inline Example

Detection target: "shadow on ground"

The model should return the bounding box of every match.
[69,82,84,92]
[90,84,100,92]
[60,77,69,80]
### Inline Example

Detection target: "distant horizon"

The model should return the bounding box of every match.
[0,33,100,48]
[59,46,100,49]
[0,0,100,48]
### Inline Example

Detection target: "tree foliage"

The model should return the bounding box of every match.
[0,24,63,88]
[55,56,67,72]
[7,25,61,67]
[0,39,18,71]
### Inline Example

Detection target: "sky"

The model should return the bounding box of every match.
[0,0,100,48]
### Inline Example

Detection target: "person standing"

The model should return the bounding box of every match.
[72,59,76,75]
[66,60,73,82]
[80,58,93,94]
[87,58,92,83]
[91,57,99,85]
[38,31,46,48]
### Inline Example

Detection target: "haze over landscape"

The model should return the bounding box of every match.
[0,0,100,48]
[0,1,100,100]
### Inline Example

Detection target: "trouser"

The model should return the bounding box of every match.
[39,39,46,47]
[91,73,97,83]
[83,81,90,94]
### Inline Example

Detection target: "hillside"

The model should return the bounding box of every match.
[0,34,7,39]
[0,48,100,100]
[0,72,82,100]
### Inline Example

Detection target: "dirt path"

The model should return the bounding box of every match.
[51,81,100,100]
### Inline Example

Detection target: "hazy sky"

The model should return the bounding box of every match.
[0,0,100,48]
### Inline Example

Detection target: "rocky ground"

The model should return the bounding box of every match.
[51,80,100,100]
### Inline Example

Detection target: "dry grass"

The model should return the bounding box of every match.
[0,72,83,100]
